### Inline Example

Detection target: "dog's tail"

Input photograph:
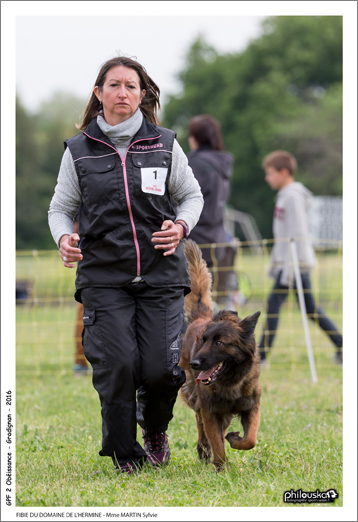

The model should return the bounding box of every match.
[183,239,213,324]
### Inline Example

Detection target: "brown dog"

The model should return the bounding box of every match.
[179,240,262,471]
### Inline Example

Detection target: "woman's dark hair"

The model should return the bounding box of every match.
[187,115,224,151]
[78,56,161,129]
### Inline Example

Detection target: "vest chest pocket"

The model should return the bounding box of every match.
[76,157,120,206]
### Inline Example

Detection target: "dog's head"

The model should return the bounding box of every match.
[190,311,261,385]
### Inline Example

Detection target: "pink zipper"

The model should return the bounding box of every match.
[120,157,141,275]
[83,132,161,277]
[122,135,161,276]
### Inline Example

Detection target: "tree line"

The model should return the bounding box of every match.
[16,15,342,249]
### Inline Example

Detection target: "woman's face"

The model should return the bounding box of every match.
[94,65,146,126]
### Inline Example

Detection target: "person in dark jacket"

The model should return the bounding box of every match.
[187,115,237,308]
[48,56,203,475]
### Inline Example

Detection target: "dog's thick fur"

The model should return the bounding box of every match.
[179,239,262,471]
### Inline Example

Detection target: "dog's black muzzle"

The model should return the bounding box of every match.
[189,358,202,371]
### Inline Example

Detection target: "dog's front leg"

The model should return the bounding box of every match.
[225,404,260,451]
[201,409,227,471]
[195,412,211,462]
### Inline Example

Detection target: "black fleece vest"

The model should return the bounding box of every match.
[65,117,190,297]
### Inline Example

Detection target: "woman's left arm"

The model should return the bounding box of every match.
[151,140,204,256]
[168,139,204,229]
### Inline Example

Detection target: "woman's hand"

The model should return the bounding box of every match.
[151,220,185,257]
[59,233,83,268]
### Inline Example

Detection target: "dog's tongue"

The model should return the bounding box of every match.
[195,368,214,384]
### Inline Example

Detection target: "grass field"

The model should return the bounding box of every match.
[15,311,343,509]
[14,249,344,510]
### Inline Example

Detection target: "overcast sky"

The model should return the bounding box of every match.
[12,1,356,118]
[16,14,267,113]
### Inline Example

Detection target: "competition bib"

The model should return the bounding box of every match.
[141,167,168,196]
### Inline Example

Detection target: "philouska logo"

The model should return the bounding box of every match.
[283,488,339,504]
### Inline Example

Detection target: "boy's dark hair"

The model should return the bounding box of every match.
[187,115,224,151]
[262,150,297,176]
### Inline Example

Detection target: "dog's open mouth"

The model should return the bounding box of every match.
[195,362,224,385]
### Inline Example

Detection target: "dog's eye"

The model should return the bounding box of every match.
[215,341,223,346]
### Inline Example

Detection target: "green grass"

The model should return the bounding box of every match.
[16,304,343,508]
[15,249,343,508]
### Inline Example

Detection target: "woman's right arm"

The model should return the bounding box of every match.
[48,147,82,248]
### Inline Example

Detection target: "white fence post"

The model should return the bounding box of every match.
[290,239,318,383]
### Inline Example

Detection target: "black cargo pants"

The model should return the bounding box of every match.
[80,282,186,468]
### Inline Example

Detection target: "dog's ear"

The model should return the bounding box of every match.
[215,310,239,323]
[239,311,261,335]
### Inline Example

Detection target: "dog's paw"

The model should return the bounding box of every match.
[225,431,256,450]
[225,431,243,447]
[197,443,211,462]
[213,460,230,473]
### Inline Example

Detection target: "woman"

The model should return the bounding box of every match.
[48,56,203,475]
[187,115,236,308]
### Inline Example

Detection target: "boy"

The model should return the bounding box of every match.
[259,150,342,364]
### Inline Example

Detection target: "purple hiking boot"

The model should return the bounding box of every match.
[142,429,171,466]
[114,462,138,475]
